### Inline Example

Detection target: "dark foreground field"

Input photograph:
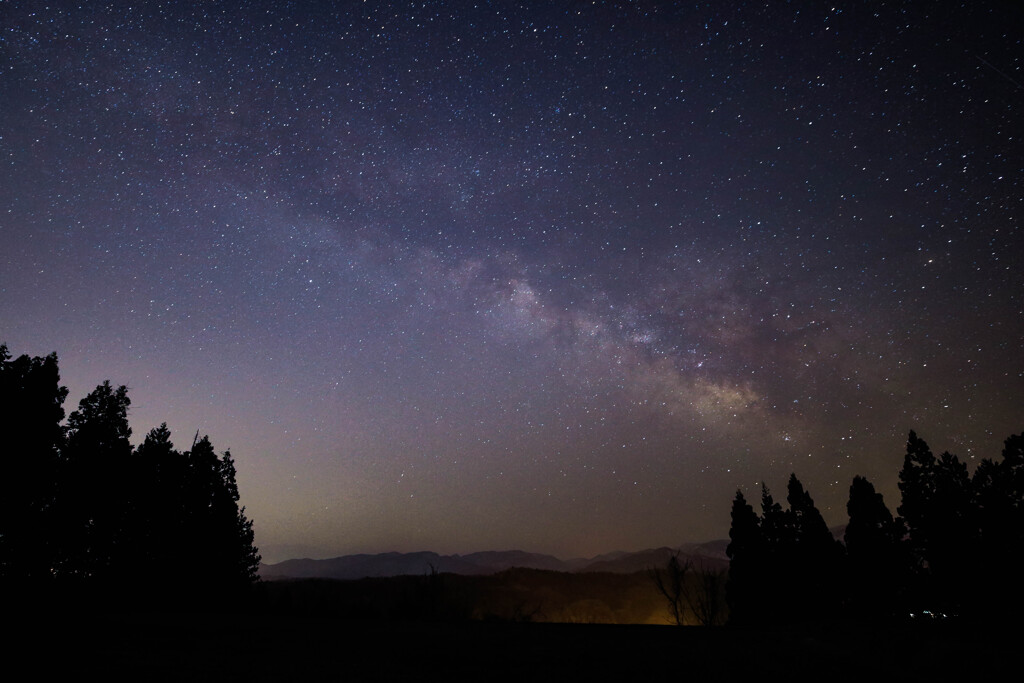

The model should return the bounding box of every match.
[14,613,1010,682]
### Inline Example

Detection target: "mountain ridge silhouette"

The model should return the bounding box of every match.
[259,541,730,580]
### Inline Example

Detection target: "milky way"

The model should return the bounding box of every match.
[2,1,1022,562]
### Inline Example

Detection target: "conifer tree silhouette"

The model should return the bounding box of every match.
[0,345,67,584]
[725,489,762,625]
[58,380,134,587]
[786,474,844,621]
[972,433,1024,617]
[845,475,907,620]
[898,431,973,614]
[727,476,839,624]
[0,344,260,609]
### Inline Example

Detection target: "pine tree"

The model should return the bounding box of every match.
[177,435,260,600]
[758,483,792,620]
[217,450,261,586]
[0,346,68,584]
[786,474,843,621]
[897,430,973,614]
[130,426,261,604]
[759,484,786,551]
[973,433,1024,616]
[897,432,937,565]
[845,475,907,620]
[57,380,135,585]
[0,346,260,608]
[134,423,186,591]
[726,489,762,625]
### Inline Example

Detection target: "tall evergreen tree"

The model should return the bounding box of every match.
[730,476,843,624]
[844,475,907,620]
[897,430,936,557]
[135,427,260,603]
[0,346,260,608]
[787,474,835,549]
[758,483,794,621]
[973,433,1024,616]
[726,489,761,625]
[182,436,260,595]
[216,450,261,586]
[897,430,973,614]
[759,484,787,551]
[786,474,844,621]
[134,423,185,589]
[0,345,68,583]
[58,381,135,586]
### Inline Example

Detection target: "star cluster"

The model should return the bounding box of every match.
[2,1,1021,562]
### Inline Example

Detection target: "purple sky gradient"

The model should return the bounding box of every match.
[2,1,1021,563]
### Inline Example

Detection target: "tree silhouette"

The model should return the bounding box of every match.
[182,435,261,595]
[688,563,726,627]
[127,426,260,603]
[0,346,67,584]
[650,551,726,626]
[758,482,791,621]
[134,423,182,588]
[727,476,841,625]
[844,475,907,620]
[0,344,260,608]
[897,431,974,614]
[722,431,1024,626]
[725,489,762,625]
[972,433,1024,616]
[57,380,135,586]
[896,430,936,571]
[648,551,691,625]
[759,484,786,553]
[786,474,844,621]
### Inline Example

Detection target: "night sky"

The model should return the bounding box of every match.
[2,1,1022,564]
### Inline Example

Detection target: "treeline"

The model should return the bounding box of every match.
[727,430,1024,625]
[0,344,259,608]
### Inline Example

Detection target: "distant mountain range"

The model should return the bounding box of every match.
[259,540,730,581]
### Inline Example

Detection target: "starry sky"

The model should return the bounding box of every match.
[2,1,1022,564]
